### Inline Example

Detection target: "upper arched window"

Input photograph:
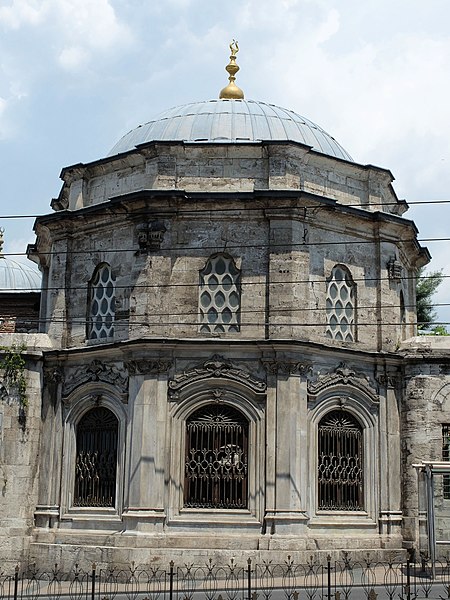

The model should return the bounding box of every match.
[184,404,248,509]
[74,406,118,507]
[326,265,356,342]
[87,263,115,341]
[318,409,363,511]
[199,254,240,333]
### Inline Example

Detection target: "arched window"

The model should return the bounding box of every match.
[74,407,118,507]
[184,404,248,508]
[326,265,356,341]
[318,410,363,511]
[199,254,240,333]
[87,263,115,340]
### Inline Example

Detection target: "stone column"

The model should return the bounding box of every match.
[34,365,64,529]
[263,360,309,546]
[122,359,171,533]
[377,368,402,545]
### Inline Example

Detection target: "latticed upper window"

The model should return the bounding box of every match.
[199,254,240,333]
[185,404,248,509]
[326,265,356,342]
[443,425,450,499]
[74,407,118,507]
[87,263,115,340]
[318,410,364,511]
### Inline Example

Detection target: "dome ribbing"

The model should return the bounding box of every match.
[108,99,353,162]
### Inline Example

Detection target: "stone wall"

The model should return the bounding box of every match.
[401,337,450,552]
[0,334,50,567]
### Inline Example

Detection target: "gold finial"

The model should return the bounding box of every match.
[0,227,4,258]
[219,39,244,100]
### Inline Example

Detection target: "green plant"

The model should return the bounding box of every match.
[0,344,28,428]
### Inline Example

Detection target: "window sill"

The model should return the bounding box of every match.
[170,508,260,527]
[309,511,376,528]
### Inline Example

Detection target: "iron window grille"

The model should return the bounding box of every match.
[326,265,356,342]
[443,425,450,499]
[199,254,241,333]
[74,407,118,507]
[318,410,364,511]
[184,405,248,509]
[87,263,115,341]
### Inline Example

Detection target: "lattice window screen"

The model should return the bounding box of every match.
[74,407,118,507]
[87,263,115,340]
[184,404,248,508]
[199,254,240,333]
[318,410,364,511]
[326,265,356,341]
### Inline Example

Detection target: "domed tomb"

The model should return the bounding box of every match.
[0,233,41,293]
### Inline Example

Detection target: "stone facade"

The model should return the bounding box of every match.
[1,99,449,570]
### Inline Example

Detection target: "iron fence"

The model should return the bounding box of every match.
[1,554,450,600]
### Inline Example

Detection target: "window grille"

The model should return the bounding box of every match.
[87,263,115,340]
[443,425,450,499]
[74,407,118,507]
[199,254,240,333]
[318,410,364,511]
[326,265,356,342]
[185,405,248,508]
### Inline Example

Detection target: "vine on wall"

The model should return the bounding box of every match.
[0,343,27,429]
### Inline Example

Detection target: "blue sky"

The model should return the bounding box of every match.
[1,0,449,327]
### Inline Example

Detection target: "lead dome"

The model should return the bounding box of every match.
[108,99,353,162]
[0,257,41,292]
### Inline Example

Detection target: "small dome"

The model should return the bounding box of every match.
[0,257,41,293]
[108,99,353,161]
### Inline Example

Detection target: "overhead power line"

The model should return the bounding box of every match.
[4,316,449,328]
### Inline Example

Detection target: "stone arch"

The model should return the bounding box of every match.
[433,382,450,410]
[61,384,127,517]
[167,361,265,526]
[308,385,378,522]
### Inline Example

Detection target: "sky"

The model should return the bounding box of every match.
[0,0,449,328]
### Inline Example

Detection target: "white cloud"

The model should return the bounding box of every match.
[0,97,8,139]
[0,0,48,29]
[0,0,132,72]
[58,46,89,71]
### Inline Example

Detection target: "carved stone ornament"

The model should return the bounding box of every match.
[127,359,173,375]
[387,257,403,282]
[262,359,312,376]
[62,359,128,399]
[135,220,167,255]
[375,372,401,390]
[43,366,64,387]
[168,354,266,400]
[308,362,378,403]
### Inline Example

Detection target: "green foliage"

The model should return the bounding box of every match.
[0,343,28,408]
[416,267,445,332]
[428,325,450,336]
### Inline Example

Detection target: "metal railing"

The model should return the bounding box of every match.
[1,553,450,600]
